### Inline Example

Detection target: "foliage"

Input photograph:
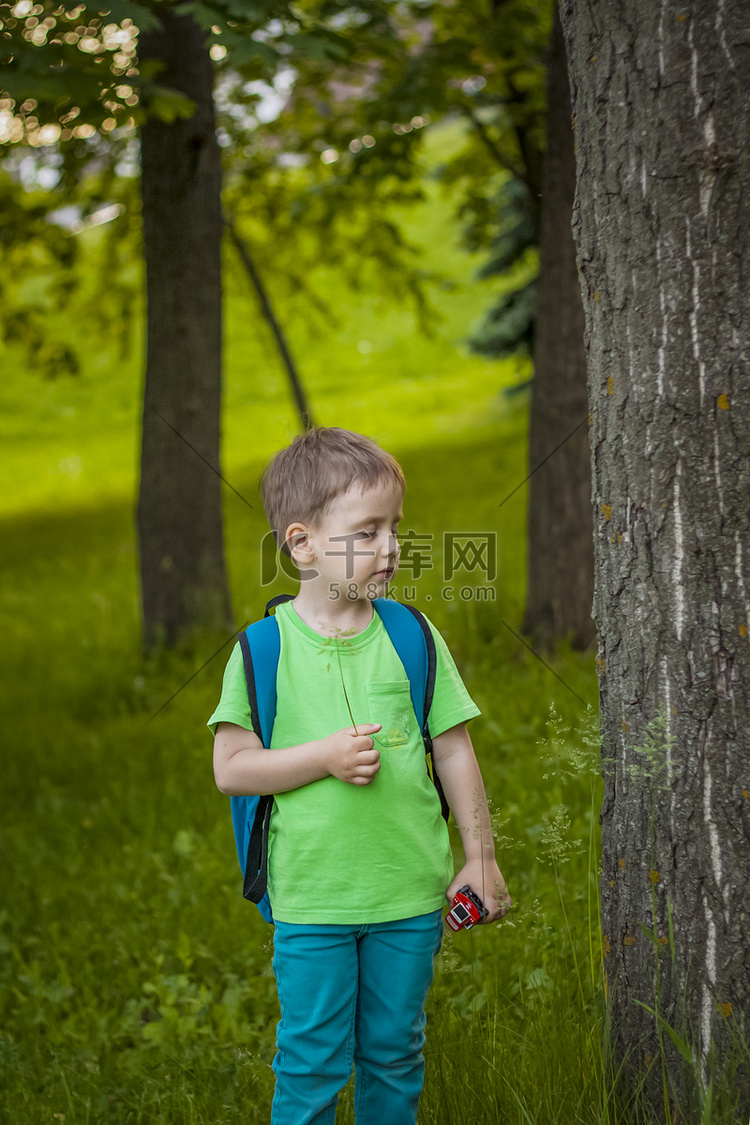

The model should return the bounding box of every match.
[238,0,552,360]
[626,707,676,793]
[0,0,349,134]
[0,0,552,381]
[0,0,379,376]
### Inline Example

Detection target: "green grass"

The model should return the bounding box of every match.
[0,118,624,1123]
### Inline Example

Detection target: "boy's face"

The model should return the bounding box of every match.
[287,478,403,602]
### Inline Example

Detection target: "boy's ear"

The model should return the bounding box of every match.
[285,522,315,562]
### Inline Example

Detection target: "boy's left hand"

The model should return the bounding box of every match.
[446,858,512,924]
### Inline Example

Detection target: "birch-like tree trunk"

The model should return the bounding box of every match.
[137,10,233,648]
[560,0,750,1114]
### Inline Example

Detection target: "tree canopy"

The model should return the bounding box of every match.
[1,0,553,378]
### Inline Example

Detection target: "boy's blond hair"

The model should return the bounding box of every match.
[260,427,405,557]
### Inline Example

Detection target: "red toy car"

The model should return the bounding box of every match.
[445,885,488,931]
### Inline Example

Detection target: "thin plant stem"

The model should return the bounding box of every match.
[587,776,599,997]
[336,640,358,734]
[553,858,585,1004]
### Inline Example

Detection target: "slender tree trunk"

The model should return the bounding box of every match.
[522,3,593,651]
[137,10,233,648]
[561,0,750,1115]
[225,218,316,432]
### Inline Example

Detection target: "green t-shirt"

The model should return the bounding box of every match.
[207,599,481,923]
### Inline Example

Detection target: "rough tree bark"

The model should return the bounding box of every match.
[522,2,594,651]
[137,9,233,648]
[560,0,750,1115]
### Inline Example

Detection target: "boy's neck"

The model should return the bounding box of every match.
[290,590,376,638]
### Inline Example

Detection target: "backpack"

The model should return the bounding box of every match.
[230,593,449,923]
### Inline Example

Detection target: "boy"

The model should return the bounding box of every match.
[209,426,511,1125]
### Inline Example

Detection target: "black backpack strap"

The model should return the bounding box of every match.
[237,622,279,905]
[242,794,273,902]
[264,593,295,617]
[238,628,261,742]
[398,603,449,822]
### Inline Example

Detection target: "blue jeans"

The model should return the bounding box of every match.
[270,909,444,1125]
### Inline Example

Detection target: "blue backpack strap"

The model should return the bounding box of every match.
[230,595,295,923]
[372,598,449,822]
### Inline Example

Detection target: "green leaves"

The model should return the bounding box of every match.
[2,43,111,105]
[0,0,555,384]
[0,3,143,129]
[633,999,696,1067]
[283,29,351,63]
[213,31,279,68]
[173,0,352,69]
[176,0,276,25]
[95,0,162,30]
[626,707,676,793]
[145,84,196,123]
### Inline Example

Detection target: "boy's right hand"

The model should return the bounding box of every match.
[324,724,382,786]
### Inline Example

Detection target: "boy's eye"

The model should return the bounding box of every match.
[356,527,400,540]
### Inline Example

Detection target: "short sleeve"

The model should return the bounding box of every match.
[206,642,255,736]
[423,615,481,738]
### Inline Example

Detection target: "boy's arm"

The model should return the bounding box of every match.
[213,721,383,796]
[431,721,512,924]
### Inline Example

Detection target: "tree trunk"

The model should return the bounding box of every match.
[225,218,316,432]
[522,3,594,651]
[137,10,233,648]
[560,0,750,1115]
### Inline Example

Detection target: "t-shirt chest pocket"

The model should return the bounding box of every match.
[365,680,413,748]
